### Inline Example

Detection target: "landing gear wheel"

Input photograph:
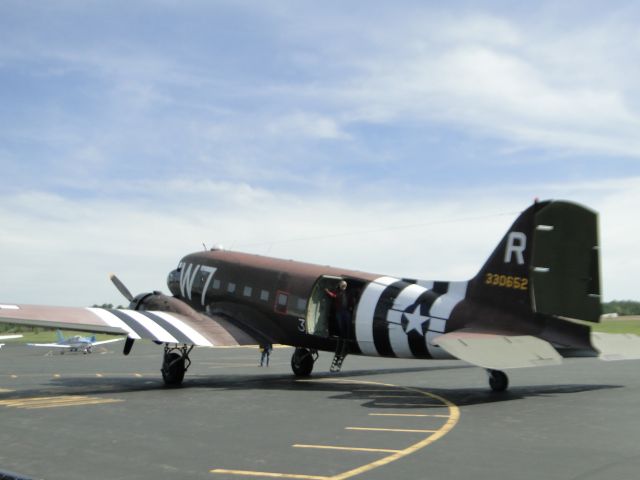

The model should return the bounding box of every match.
[488,369,509,392]
[291,348,317,377]
[161,345,193,387]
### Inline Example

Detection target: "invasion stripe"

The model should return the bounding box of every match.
[87,308,141,339]
[355,277,398,356]
[372,280,410,357]
[107,310,173,343]
[149,311,214,347]
[119,310,179,343]
[407,288,448,358]
[425,281,468,358]
[387,283,429,358]
[138,312,194,345]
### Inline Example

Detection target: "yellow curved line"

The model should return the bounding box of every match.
[211,379,460,480]
[329,380,460,480]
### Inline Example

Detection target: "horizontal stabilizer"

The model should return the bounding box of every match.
[432,331,563,369]
[591,332,640,361]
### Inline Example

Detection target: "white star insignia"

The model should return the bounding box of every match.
[403,309,430,335]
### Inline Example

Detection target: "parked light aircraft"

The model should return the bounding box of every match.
[0,334,22,349]
[1,200,639,391]
[27,329,124,354]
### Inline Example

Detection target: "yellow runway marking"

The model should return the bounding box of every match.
[346,427,438,433]
[0,388,13,393]
[0,395,124,409]
[211,379,460,480]
[368,394,429,398]
[134,373,143,378]
[293,444,402,454]
[53,374,61,378]
[10,375,17,379]
[210,470,329,479]
[369,413,450,418]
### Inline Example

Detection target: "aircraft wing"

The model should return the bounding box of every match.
[0,304,257,347]
[26,343,71,348]
[91,338,126,346]
[431,330,563,369]
[0,334,23,341]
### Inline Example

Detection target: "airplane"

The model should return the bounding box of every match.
[27,329,124,354]
[1,199,639,391]
[0,334,23,349]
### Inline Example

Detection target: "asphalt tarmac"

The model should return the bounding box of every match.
[0,342,639,480]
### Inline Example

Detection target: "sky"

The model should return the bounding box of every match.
[0,1,638,306]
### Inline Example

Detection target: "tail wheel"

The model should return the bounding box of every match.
[488,369,509,392]
[291,348,316,377]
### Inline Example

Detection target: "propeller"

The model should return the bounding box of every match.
[109,273,134,303]
[109,273,137,355]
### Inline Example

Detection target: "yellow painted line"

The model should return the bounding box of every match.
[53,374,61,378]
[369,413,450,418]
[371,402,446,408]
[210,469,329,479]
[21,398,123,409]
[96,373,103,378]
[10,375,17,379]
[0,388,13,393]
[212,379,460,480]
[293,444,401,454]
[346,427,438,433]
[134,373,143,378]
[0,395,124,409]
[368,394,432,399]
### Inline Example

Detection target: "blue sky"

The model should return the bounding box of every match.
[1,1,639,305]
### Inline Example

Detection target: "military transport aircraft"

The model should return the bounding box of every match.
[1,200,639,391]
[27,329,124,354]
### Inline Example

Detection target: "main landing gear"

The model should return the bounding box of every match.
[161,344,193,387]
[487,369,509,392]
[291,348,318,377]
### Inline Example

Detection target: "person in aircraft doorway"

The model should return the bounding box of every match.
[324,280,353,342]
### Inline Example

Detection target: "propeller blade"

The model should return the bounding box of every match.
[109,274,134,302]
[123,337,135,356]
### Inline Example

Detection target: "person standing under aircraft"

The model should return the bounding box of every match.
[259,342,272,367]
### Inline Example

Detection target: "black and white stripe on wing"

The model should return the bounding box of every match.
[107,310,180,343]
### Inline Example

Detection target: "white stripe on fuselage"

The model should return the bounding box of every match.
[387,283,429,358]
[355,276,399,356]
[425,281,468,358]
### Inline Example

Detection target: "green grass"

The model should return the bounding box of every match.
[592,317,640,335]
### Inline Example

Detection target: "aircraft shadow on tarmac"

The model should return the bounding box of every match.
[1,364,624,408]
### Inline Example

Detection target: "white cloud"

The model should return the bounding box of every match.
[1,177,638,308]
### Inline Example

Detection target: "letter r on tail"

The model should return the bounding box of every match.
[504,232,526,265]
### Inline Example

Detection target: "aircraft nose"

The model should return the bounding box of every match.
[167,268,181,296]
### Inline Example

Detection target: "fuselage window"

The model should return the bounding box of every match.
[275,291,288,314]
[297,298,307,311]
[260,290,270,301]
[212,279,221,289]
[243,286,252,297]
[227,282,236,294]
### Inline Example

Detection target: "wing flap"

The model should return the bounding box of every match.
[591,332,640,361]
[432,331,563,369]
[0,304,257,347]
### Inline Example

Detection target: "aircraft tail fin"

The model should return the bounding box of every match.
[56,329,65,342]
[468,200,602,322]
